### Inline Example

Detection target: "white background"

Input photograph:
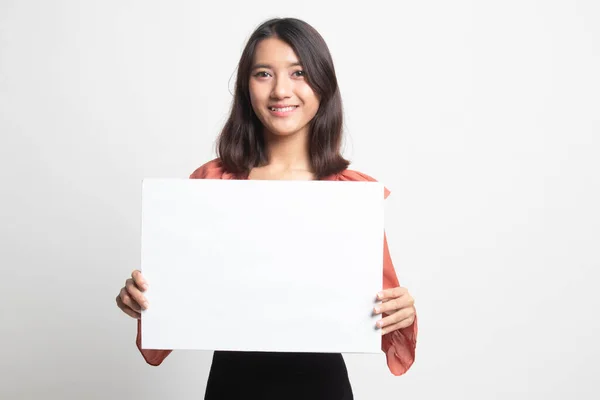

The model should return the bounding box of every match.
[1,0,599,399]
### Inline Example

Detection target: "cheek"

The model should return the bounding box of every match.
[249,82,267,109]
[248,84,258,107]
[300,89,320,116]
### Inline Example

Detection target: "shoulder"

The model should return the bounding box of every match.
[329,168,391,199]
[333,169,379,183]
[189,158,236,180]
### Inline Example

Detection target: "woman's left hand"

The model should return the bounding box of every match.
[373,287,416,335]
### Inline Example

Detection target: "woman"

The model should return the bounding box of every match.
[116,17,417,399]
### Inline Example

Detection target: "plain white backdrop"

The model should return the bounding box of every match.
[1,0,599,399]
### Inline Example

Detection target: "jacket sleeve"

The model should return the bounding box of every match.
[134,159,225,366]
[135,319,173,366]
[335,168,418,375]
[381,232,418,375]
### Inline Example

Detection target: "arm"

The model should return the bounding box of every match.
[334,168,418,374]
[135,319,173,366]
[132,160,224,366]
[381,232,418,376]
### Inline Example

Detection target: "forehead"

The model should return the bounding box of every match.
[253,37,300,66]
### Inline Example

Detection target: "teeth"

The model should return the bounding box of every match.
[270,106,296,112]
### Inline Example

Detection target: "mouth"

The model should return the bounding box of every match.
[269,105,299,112]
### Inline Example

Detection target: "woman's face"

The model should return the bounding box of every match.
[249,37,320,139]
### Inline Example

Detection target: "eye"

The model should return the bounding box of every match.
[254,71,271,78]
[293,70,306,78]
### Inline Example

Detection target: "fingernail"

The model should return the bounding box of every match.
[376,320,383,328]
[143,302,149,309]
[374,307,380,314]
[377,292,384,299]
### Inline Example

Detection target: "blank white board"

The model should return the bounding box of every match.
[140,178,385,353]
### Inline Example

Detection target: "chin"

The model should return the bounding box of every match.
[268,129,298,137]
[264,123,307,137]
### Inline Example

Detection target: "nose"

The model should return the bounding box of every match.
[272,75,292,99]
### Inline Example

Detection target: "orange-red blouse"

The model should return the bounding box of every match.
[136,158,418,376]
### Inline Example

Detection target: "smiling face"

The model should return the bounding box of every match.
[248,37,320,139]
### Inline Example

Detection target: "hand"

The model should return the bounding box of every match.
[373,287,415,335]
[116,270,149,319]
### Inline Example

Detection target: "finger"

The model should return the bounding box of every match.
[120,287,141,312]
[116,295,141,319]
[131,270,148,291]
[376,306,415,329]
[375,294,414,315]
[374,298,403,315]
[117,295,141,319]
[377,287,407,301]
[381,314,416,335]
[125,280,148,310]
[120,287,142,312]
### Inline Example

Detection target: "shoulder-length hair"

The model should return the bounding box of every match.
[216,17,349,179]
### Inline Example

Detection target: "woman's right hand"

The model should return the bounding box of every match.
[116,270,149,319]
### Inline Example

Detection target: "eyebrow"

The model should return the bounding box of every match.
[251,62,303,70]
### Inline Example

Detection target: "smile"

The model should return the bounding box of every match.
[269,106,298,112]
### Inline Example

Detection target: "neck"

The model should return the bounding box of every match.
[263,128,311,172]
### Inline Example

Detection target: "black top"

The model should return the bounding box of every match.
[204,350,354,399]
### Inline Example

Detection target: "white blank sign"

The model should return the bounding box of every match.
[140,178,385,353]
